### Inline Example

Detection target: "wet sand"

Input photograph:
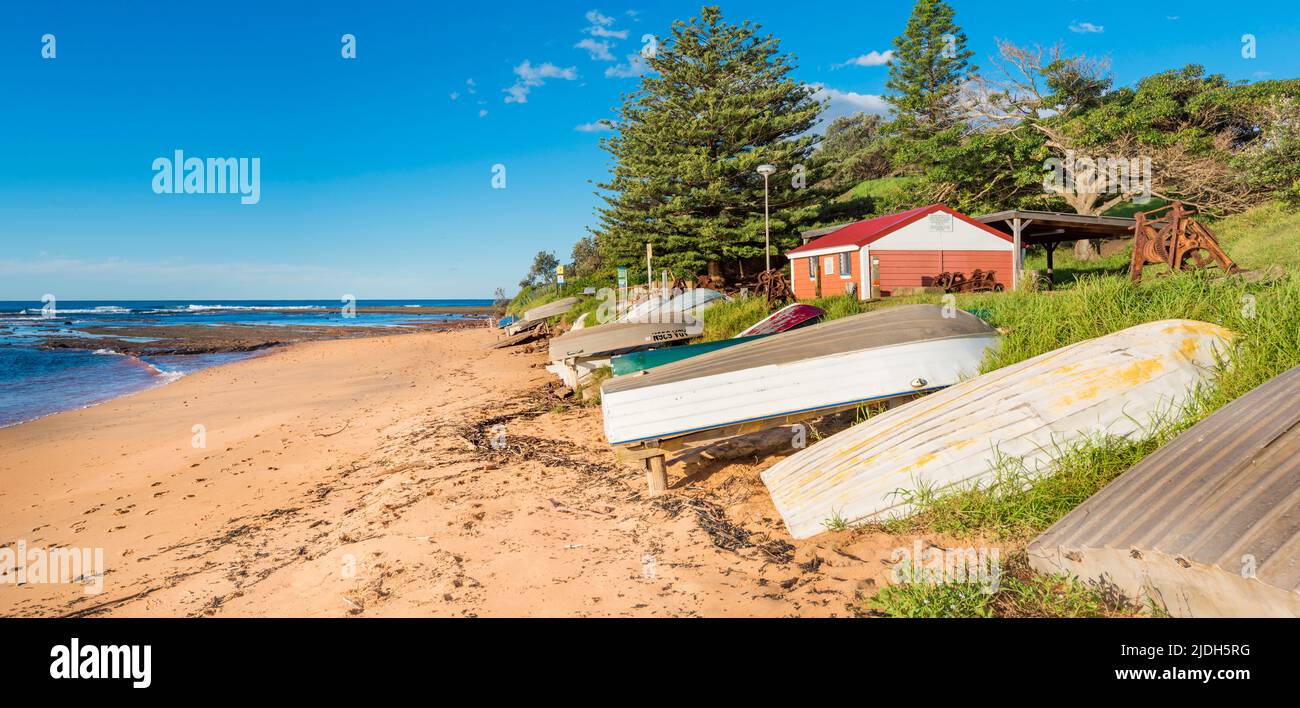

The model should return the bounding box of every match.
[0,326,994,617]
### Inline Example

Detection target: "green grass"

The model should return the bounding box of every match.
[1018,200,1300,287]
[846,176,922,202]
[700,296,770,341]
[878,429,1183,541]
[1212,201,1300,270]
[869,554,1138,618]
[821,509,852,533]
[578,366,613,405]
[862,270,1300,616]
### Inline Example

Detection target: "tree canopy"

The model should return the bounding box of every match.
[592,5,829,279]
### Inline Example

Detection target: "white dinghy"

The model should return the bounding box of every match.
[602,305,998,448]
[761,319,1233,539]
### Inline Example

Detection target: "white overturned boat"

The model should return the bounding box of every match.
[761,319,1233,539]
[601,305,998,448]
[502,296,581,336]
[524,297,580,322]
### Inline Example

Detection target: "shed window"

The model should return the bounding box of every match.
[824,256,834,275]
[838,252,852,277]
[807,256,816,279]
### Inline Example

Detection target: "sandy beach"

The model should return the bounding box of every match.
[1,325,991,617]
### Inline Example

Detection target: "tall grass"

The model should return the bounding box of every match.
[861,271,1300,616]
[1212,201,1300,270]
[699,297,770,341]
[869,555,1137,618]
[881,271,1300,536]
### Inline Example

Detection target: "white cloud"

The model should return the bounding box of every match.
[449,91,460,101]
[479,109,489,117]
[504,60,578,104]
[584,9,629,39]
[575,120,615,132]
[605,53,650,78]
[836,50,893,68]
[466,78,477,93]
[1069,21,1105,34]
[810,84,890,124]
[576,38,615,61]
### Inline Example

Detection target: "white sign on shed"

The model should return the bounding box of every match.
[928,212,954,232]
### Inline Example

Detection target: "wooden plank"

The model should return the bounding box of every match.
[646,456,669,497]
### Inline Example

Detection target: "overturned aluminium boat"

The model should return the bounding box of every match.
[546,319,703,389]
[1028,363,1300,617]
[602,305,998,449]
[609,303,825,376]
[523,296,580,322]
[761,319,1233,539]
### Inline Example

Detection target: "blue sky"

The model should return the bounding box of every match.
[1,0,1295,299]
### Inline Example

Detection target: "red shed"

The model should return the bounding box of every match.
[787,204,1014,299]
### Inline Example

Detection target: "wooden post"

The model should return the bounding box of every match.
[1011,217,1022,291]
[646,455,668,497]
[1045,242,1056,291]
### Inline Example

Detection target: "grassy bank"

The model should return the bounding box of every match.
[868,271,1300,615]
[702,268,1298,616]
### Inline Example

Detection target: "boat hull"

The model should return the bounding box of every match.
[760,319,1233,539]
[603,333,996,446]
[601,305,999,447]
[736,303,824,337]
[523,296,580,322]
[610,334,770,376]
[1027,364,1300,617]
[549,321,703,362]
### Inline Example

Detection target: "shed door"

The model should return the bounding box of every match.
[871,250,943,295]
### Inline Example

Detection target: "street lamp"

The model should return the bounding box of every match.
[756,164,776,272]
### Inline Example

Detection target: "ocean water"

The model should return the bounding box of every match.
[0,300,491,428]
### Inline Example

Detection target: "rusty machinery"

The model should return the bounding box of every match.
[1130,202,1240,282]
[755,268,796,303]
[934,270,1004,293]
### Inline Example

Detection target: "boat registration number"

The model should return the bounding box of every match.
[648,329,688,342]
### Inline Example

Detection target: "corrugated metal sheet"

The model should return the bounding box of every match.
[1028,364,1300,617]
[761,320,1233,539]
[601,305,998,446]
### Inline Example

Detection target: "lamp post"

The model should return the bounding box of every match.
[756,164,776,272]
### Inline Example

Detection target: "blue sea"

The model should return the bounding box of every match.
[0,300,492,428]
